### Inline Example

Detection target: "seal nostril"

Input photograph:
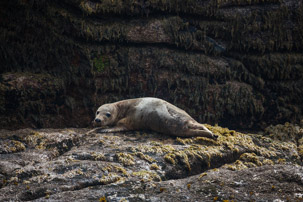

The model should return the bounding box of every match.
[95,118,101,123]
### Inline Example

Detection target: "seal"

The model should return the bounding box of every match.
[92,97,217,139]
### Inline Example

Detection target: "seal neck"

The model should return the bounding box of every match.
[115,101,130,120]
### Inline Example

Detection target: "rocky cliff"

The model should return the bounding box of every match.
[0,0,302,130]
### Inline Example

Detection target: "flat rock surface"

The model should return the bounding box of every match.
[0,124,302,201]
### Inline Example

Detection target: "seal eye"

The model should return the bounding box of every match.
[96,111,99,115]
[106,112,111,118]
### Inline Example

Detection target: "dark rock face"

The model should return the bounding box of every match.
[1,0,303,130]
[0,124,302,201]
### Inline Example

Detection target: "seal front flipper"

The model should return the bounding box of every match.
[97,126,129,133]
[86,127,102,135]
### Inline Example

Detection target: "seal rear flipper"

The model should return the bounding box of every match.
[187,121,214,133]
[183,129,218,140]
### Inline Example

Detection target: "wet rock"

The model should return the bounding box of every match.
[0,125,302,201]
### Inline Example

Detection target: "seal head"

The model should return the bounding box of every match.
[94,104,117,126]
